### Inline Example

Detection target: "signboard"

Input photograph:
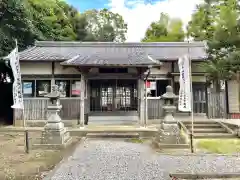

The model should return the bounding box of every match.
[23,82,32,95]
[149,81,156,90]
[146,81,156,90]
[72,81,81,96]
[178,55,192,112]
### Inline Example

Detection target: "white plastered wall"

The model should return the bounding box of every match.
[20,62,82,75]
[174,62,205,73]
[150,62,171,74]
[174,76,206,82]
[54,62,81,74]
[20,62,52,75]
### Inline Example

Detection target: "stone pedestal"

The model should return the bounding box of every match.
[237,126,240,137]
[34,85,72,150]
[152,86,188,149]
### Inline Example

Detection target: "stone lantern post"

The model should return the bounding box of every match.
[34,85,72,149]
[45,85,63,130]
[152,85,187,148]
[161,85,178,131]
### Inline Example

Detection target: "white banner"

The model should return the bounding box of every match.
[8,46,24,109]
[178,55,192,112]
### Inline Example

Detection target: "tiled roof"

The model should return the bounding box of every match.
[60,49,161,66]
[18,41,207,64]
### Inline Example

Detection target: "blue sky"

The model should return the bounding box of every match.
[66,0,200,42]
[66,0,108,12]
[66,0,160,12]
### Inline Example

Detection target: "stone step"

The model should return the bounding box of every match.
[182,121,218,125]
[187,128,227,133]
[86,132,140,139]
[185,124,222,128]
[193,133,236,139]
[157,144,190,149]
[87,121,137,125]
[88,116,138,122]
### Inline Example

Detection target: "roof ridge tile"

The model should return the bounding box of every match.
[35,41,206,48]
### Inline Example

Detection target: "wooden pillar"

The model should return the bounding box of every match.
[144,79,148,126]
[138,78,145,126]
[86,79,90,115]
[171,62,175,89]
[80,74,85,127]
[51,62,55,90]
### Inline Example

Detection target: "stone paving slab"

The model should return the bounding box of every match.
[44,139,240,180]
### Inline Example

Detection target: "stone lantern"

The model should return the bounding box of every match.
[161,85,178,128]
[152,85,187,148]
[45,85,63,130]
[35,85,72,149]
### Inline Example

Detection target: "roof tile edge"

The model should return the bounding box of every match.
[35,41,206,47]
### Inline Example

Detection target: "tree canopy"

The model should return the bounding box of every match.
[187,0,240,112]
[142,13,185,42]
[0,0,128,57]
[187,0,240,82]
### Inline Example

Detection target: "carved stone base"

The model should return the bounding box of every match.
[45,121,64,130]
[33,128,72,150]
[42,128,71,144]
[152,123,188,149]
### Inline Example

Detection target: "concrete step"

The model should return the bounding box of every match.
[88,115,138,122]
[182,121,218,125]
[86,132,140,139]
[188,128,227,133]
[157,144,190,149]
[185,123,222,128]
[87,121,137,125]
[193,133,235,139]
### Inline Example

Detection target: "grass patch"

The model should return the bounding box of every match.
[0,131,80,180]
[196,139,240,154]
[125,138,146,143]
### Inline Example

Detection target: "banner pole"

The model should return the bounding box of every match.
[188,42,194,153]
[15,39,25,128]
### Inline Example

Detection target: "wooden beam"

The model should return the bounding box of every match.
[171,62,175,88]
[77,67,91,74]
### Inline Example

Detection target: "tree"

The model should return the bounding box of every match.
[188,0,240,87]
[83,9,128,42]
[0,0,128,57]
[187,0,215,41]
[27,0,77,41]
[0,0,38,57]
[142,13,185,42]
[188,0,240,114]
[0,0,127,57]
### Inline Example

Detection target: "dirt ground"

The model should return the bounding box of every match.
[0,131,80,180]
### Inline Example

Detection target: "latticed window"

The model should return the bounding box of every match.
[55,80,70,97]
[101,87,113,106]
[36,80,51,97]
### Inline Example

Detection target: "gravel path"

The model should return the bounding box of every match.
[45,139,240,180]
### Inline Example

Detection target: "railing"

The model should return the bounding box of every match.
[14,97,165,121]
[14,95,230,121]
[15,98,48,121]
[207,91,227,119]
[147,97,164,119]
[14,98,83,121]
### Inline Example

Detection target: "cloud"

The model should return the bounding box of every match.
[108,0,203,42]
